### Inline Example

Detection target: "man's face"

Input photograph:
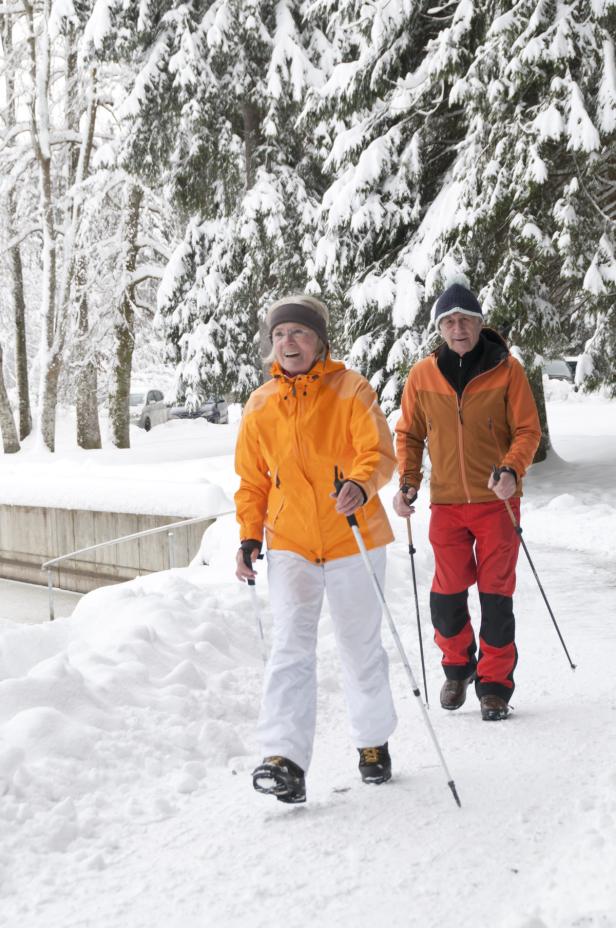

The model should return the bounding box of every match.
[439,312,483,356]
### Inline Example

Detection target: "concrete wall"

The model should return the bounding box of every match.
[0,505,212,594]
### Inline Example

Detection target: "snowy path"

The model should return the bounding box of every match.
[2,540,614,928]
[1,394,615,928]
[0,580,81,626]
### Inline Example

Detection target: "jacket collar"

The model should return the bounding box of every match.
[270,353,346,386]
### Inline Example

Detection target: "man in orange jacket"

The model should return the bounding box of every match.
[394,283,541,720]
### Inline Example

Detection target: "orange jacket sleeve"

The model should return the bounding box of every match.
[347,378,396,500]
[394,369,427,491]
[234,401,270,543]
[501,358,542,478]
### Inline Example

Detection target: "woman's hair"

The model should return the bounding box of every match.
[263,294,330,365]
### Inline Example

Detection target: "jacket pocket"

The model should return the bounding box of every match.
[487,416,505,459]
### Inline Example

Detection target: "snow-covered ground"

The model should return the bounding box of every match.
[0,580,81,626]
[1,383,615,928]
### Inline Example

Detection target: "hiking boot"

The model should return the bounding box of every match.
[480,695,510,721]
[252,756,306,803]
[358,743,391,784]
[440,672,475,710]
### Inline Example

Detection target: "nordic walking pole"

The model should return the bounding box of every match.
[402,488,429,707]
[243,549,268,666]
[492,466,576,670]
[334,468,461,808]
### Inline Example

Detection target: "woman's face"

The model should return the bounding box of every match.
[271,323,320,376]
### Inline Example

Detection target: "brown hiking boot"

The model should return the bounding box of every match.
[480,695,509,721]
[440,672,475,710]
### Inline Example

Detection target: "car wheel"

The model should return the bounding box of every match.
[144,417,151,432]
[209,411,221,424]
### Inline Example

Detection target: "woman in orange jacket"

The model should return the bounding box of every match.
[235,295,397,803]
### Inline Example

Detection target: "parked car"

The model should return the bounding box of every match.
[168,397,229,424]
[129,389,169,431]
[542,359,573,382]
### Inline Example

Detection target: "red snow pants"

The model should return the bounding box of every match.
[429,499,521,702]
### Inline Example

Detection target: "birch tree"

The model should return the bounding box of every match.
[1,12,32,441]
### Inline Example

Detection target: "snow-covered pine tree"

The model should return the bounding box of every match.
[440,0,616,405]
[115,0,331,402]
[308,0,484,406]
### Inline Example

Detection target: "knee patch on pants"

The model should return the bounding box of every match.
[479,592,515,647]
[430,591,469,638]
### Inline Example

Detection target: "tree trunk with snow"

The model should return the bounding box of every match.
[24,0,61,451]
[109,184,143,449]
[64,46,101,450]
[526,355,550,463]
[243,101,259,191]
[3,16,32,441]
[0,345,20,454]
[8,191,33,441]
[75,275,102,450]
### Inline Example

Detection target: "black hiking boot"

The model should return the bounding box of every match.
[440,672,476,711]
[358,743,392,784]
[480,695,509,721]
[252,756,306,803]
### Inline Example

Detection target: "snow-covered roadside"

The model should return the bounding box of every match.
[0,411,238,517]
[0,387,615,928]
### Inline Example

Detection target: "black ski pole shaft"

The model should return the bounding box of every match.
[492,466,576,671]
[334,468,461,808]
[243,549,267,665]
[406,516,429,708]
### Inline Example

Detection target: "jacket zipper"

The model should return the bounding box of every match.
[451,356,508,504]
[289,376,325,562]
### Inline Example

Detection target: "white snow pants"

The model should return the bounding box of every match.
[258,547,397,772]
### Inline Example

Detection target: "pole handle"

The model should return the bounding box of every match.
[333,465,359,527]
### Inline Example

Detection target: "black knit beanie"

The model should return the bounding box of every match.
[433,284,483,325]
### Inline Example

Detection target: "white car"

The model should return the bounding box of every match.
[543,359,573,383]
[129,388,169,431]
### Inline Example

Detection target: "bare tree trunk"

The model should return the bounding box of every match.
[2,16,32,440]
[109,184,143,448]
[75,268,102,449]
[64,48,101,449]
[75,271,102,450]
[243,101,259,191]
[526,355,550,463]
[8,196,32,440]
[24,0,60,451]
[0,344,20,454]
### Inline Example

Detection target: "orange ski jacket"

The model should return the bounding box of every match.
[395,331,541,504]
[235,355,395,563]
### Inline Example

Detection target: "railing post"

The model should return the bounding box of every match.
[167,531,176,569]
[47,569,55,622]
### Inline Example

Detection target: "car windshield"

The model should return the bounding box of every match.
[129,393,145,405]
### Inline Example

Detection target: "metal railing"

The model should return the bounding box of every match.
[41,510,234,621]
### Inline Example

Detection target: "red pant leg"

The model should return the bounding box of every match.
[468,500,521,699]
[429,505,478,678]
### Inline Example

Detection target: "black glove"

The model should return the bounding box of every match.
[400,484,418,504]
[240,539,262,570]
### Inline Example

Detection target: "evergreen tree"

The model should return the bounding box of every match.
[308,0,482,405]
[115,0,331,402]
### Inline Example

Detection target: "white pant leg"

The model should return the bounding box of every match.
[258,551,325,772]
[325,547,397,749]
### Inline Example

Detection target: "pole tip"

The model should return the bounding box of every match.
[448,780,462,808]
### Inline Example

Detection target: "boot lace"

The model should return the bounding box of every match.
[360,747,382,766]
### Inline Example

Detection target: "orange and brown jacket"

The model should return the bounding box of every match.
[395,330,541,503]
[235,355,395,562]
